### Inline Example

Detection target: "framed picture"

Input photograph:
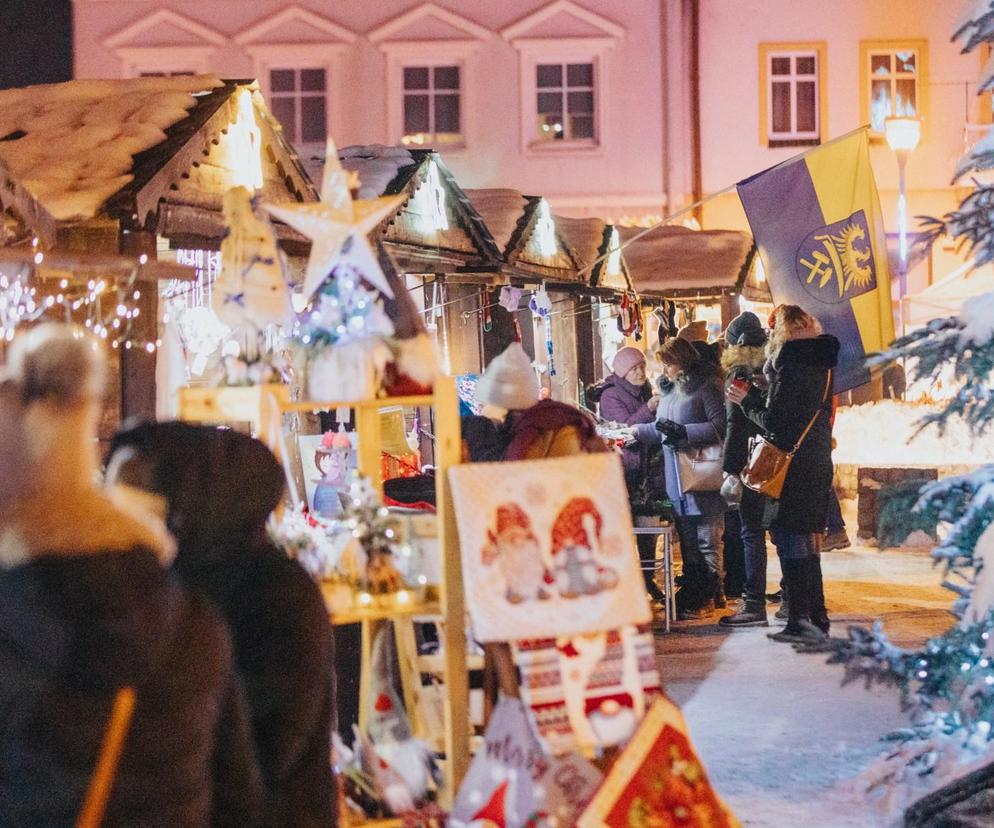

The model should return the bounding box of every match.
[298,429,359,518]
[448,453,650,641]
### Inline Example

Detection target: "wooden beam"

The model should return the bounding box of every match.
[118,230,159,422]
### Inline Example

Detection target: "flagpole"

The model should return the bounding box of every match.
[578,124,871,279]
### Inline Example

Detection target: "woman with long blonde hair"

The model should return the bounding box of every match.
[726,305,838,643]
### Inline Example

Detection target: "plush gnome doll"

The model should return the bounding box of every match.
[213,186,292,338]
[482,503,553,605]
[549,497,618,599]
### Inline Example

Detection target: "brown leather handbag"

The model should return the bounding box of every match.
[741,372,831,499]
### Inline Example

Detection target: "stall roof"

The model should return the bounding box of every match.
[464,188,578,281]
[334,145,501,273]
[0,76,314,249]
[617,224,757,299]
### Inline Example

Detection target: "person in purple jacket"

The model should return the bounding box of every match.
[588,347,664,603]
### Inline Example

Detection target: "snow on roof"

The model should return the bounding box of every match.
[618,224,753,293]
[463,188,529,253]
[0,75,223,221]
[338,144,416,198]
[553,215,608,267]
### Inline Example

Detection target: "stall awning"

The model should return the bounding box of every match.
[617,224,758,299]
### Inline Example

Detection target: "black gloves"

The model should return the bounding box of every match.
[654,419,688,446]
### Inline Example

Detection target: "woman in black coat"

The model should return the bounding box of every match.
[0,325,262,827]
[107,422,336,827]
[718,312,772,628]
[727,305,838,643]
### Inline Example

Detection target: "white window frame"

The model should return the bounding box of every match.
[266,66,329,146]
[399,62,465,148]
[508,38,615,156]
[240,44,350,151]
[376,41,481,152]
[765,50,820,143]
[866,46,922,134]
[113,46,217,78]
[533,59,597,144]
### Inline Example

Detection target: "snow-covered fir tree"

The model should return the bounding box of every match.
[823,0,994,791]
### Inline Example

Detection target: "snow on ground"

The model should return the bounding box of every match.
[834,399,994,467]
[0,75,223,220]
[655,541,957,827]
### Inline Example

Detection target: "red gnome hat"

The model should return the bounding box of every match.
[493,503,535,541]
[471,779,509,827]
[549,497,604,558]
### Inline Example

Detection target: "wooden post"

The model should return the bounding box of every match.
[118,230,158,422]
[433,375,469,803]
[574,296,596,396]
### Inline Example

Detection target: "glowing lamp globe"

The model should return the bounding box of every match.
[885,117,921,153]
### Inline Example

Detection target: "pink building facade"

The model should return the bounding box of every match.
[71,0,671,222]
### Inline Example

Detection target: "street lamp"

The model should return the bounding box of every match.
[885,116,922,334]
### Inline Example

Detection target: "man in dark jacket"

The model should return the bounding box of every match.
[107,423,336,827]
[0,324,262,827]
[718,312,771,627]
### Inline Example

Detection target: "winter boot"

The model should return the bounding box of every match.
[768,559,826,644]
[807,555,830,635]
[677,599,715,621]
[823,530,851,552]
[718,600,769,627]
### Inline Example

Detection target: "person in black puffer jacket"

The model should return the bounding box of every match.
[718,312,773,628]
[0,325,262,827]
[727,305,838,644]
[107,422,336,828]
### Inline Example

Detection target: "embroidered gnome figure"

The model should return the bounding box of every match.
[549,498,619,599]
[468,779,509,828]
[482,503,553,605]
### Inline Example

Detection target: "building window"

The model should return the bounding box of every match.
[139,70,195,77]
[268,68,327,144]
[759,42,825,148]
[766,51,819,144]
[402,65,462,147]
[860,41,927,136]
[535,62,596,143]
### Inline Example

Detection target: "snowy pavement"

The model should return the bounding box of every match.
[654,543,954,827]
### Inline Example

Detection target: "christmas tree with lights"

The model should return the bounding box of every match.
[821,3,994,817]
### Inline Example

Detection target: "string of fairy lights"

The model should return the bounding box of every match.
[0,245,162,352]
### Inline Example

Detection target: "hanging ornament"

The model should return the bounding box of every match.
[482,289,493,333]
[617,292,637,336]
[212,186,291,333]
[264,139,404,301]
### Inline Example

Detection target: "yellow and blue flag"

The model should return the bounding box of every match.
[737,129,895,392]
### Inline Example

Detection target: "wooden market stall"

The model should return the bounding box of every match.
[0,75,315,433]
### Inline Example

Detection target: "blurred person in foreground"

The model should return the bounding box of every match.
[726,305,838,644]
[0,324,261,826]
[106,421,336,827]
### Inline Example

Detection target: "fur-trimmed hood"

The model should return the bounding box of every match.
[0,486,175,569]
[0,403,174,569]
[721,344,767,374]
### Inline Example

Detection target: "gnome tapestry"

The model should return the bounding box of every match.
[449,697,602,828]
[577,696,740,828]
[514,625,663,756]
[448,454,650,641]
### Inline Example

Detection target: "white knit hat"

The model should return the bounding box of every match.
[476,342,539,411]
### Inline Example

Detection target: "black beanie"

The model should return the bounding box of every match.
[724,311,767,347]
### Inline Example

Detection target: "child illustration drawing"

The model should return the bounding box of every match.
[482,503,553,604]
[549,497,619,599]
[312,427,352,518]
